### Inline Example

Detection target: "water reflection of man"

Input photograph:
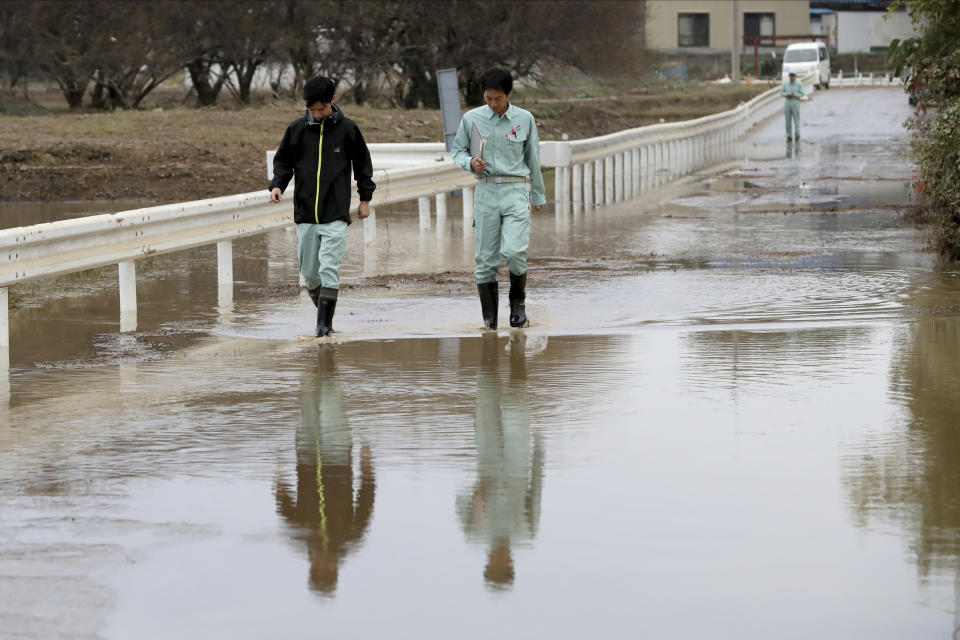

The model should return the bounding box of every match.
[275,347,375,595]
[457,334,544,590]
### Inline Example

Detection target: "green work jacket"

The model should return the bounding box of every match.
[452,103,547,207]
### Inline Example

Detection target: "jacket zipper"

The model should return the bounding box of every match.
[314,121,325,224]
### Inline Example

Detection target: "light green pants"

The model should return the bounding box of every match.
[784,100,800,140]
[296,220,348,291]
[474,182,530,283]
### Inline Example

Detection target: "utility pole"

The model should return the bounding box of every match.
[731,0,740,82]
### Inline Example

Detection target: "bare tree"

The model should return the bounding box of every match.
[19,1,104,109]
[89,1,191,110]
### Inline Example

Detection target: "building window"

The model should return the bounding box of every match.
[743,12,775,46]
[678,13,709,47]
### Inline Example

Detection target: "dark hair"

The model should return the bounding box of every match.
[303,75,336,105]
[480,68,513,95]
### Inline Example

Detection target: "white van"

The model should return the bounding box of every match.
[782,42,831,89]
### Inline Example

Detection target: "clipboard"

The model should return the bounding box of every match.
[470,121,485,159]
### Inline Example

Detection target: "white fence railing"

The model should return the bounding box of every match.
[0,75,899,348]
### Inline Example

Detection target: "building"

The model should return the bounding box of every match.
[646,1,811,54]
[809,1,914,53]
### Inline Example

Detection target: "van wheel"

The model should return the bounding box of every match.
[824,80,830,89]
[814,83,821,90]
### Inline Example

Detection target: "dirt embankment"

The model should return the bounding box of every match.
[0,84,769,204]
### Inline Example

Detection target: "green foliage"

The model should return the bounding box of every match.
[891,1,960,260]
[888,0,960,106]
[908,98,960,259]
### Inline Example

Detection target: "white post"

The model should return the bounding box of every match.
[572,163,583,210]
[462,186,474,231]
[216,239,233,308]
[418,196,431,230]
[554,167,563,207]
[631,148,640,197]
[639,146,647,191]
[364,207,376,246]
[555,166,569,209]
[594,159,603,207]
[118,260,137,332]
[436,192,448,219]
[363,241,378,278]
[583,161,593,207]
[604,155,614,204]
[658,143,666,185]
[436,192,448,239]
[0,287,7,349]
[613,152,625,202]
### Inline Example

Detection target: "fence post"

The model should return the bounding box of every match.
[631,148,640,197]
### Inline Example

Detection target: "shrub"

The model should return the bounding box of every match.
[909,97,960,259]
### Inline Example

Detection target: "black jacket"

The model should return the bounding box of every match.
[269,105,376,225]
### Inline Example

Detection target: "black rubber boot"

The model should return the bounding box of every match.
[307,286,321,308]
[508,272,528,328]
[477,281,498,330]
[315,288,338,337]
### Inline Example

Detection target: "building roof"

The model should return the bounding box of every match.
[810,0,895,9]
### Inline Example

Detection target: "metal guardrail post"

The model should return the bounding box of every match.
[364,208,377,246]
[436,193,448,238]
[583,162,593,207]
[631,149,640,197]
[217,239,233,308]
[594,160,603,206]
[554,166,567,209]
[436,192,448,217]
[418,196,431,230]
[118,260,137,332]
[0,288,7,349]
[462,187,474,227]
[571,163,583,210]
[613,152,625,202]
[604,156,614,204]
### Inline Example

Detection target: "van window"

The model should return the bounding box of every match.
[784,49,817,63]
[819,47,828,60]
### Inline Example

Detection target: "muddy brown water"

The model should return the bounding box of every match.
[4,88,960,638]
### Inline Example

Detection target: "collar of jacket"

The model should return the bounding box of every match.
[305,103,344,126]
[484,102,518,121]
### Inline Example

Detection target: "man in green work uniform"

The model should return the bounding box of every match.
[781,71,805,142]
[269,75,376,337]
[453,68,546,330]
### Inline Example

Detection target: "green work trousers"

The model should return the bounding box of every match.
[296,220,348,291]
[474,182,530,283]
[784,100,800,140]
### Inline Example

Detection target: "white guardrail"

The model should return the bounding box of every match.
[0,73,899,348]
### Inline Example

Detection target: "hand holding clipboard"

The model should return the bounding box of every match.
[469,121,487,173]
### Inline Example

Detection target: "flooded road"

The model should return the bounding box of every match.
[5,88,960,638]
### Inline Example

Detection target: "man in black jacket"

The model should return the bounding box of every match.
[269,75,376,337]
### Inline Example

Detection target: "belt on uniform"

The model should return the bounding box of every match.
[478,176,531,184]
